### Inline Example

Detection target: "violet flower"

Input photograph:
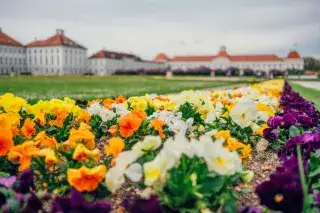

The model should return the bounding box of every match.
[51,189,111,213]
[0,176,16,188]
[16,169,35,194]
[255,170,303,213]
[238,206,261,213]
[122,195,163,213]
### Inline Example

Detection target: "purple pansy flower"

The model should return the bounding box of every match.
[0,176,16,188]
[122,195,163,213]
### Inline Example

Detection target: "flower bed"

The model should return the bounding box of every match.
[0,79,317,212]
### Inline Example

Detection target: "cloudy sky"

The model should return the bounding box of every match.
[1,0,319,59]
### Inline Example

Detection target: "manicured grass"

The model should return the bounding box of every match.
[0,75,249,102]
[290,82,320,110]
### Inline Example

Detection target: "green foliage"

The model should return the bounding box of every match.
[179,102,204,125]
[207,116,255,144]
[157,155,241,213]
[45,113,74,142]
[0,156,19,176]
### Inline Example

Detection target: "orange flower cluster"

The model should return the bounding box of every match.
[118,112,145,138]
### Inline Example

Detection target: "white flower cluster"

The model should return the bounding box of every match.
[150,110,194,135]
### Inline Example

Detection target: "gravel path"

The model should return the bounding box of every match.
[293,81,320,91]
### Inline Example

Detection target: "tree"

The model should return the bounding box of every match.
[303,57,320,70]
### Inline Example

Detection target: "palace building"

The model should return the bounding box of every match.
[0,27,304,77]
[26,29,87,75]
[0,28,27,75]
[153,46,304,76]
[88,49,167,75]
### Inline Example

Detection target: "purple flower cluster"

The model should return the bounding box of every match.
[122,195,163,213]
[256,82,320,212]
[280,132,320,159]
[52,190,111,213]
[256,156,304,213]
[0,170,44,213]
[264,83,319,143]
[280,83,320,126]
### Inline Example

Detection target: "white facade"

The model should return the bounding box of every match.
[88,50,167,75]
[26,46,87,75]
[169,58,303,72]
[0,45,27,75]
[156,47,304,74]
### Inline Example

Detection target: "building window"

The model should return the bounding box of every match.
[57,56,59,65]
[0,57,2,64]
[65,56,68,65]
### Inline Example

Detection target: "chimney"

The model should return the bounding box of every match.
[220,45,226,52]
[56,28,65,35]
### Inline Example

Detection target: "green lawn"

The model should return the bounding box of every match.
[290,82,320,110]
[0,75,248,102]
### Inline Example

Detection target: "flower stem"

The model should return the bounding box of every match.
[297,145,309,212]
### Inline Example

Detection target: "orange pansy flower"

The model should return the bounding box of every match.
[108,125,118,136]
[215,130,231,140]
[21,118,36,138]
[151,118,166,139]
[7,141,39,171]
[115,95,126,104]
[119,113,143,138]
[77,110,91,124]
[10,126,19,137]
[227,137,245,152]
[34,131,58,148]
[67,165,107,192]
[73,144,101,162]
[0,127,14,156]
[34,148,58,167]
[132,111,147,120]
[104,137,125,158]
[103,98,115,109]
[49,108,69,128]
[68,123,95,150]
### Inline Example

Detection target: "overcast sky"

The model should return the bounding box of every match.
[1,0,319,59]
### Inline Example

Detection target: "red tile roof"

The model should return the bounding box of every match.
[0,31,24,47]
[287,50,301,59]
[89,50,138,60]
[26,32,86,49]
[153,53,170,61]
[170,55,216,62]
[229,54,282,61]
[155,50,299,62]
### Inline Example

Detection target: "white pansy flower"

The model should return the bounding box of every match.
[105,151,141,192]
[230,99,258,128]
[105,167,126,193]
[256,111,269,122]
[132,135,162,155]
[111,103,130,117]
[98,107,116,122]
[204,140,242,175]
[124,163,143,182]
[87,102,101,115]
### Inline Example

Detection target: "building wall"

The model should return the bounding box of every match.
[169,58,304,72]
[0,45,27,75]
[26,46,87,75]
[88,57,167,76]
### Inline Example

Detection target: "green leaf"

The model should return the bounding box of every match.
[201,176,225,194]
[289,125,300,137]
[309,167,320,178]
[7,198,21,213]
